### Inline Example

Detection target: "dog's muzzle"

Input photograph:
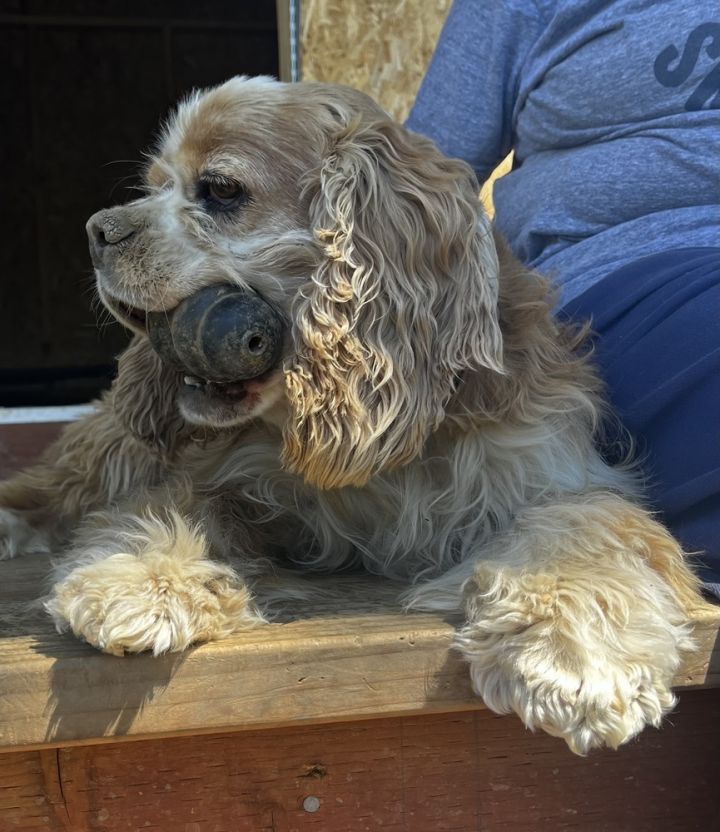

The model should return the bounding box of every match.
[147,285,285,382]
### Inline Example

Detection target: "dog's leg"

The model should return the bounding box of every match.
[410,493,703,754]
[45,506,262,655]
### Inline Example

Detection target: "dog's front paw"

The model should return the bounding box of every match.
[0,508,50,560]
[462,632,678,754]
[458,565,695,754]
[46,519,263,655]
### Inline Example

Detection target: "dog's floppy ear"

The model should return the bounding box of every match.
[111,335,185,458]
[283,118,504,489]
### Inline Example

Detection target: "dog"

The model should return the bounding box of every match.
[0,76,704,755]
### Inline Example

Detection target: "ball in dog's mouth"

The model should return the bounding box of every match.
[146,285,286,403]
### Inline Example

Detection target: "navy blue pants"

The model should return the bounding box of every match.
[560,248,720,588]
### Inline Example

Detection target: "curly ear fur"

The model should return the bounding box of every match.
[112,336,186,458]
[283,119,504,489]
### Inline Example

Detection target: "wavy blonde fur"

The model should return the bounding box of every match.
[283,118,503,488]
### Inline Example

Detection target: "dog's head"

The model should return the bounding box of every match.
[90,76,504,487]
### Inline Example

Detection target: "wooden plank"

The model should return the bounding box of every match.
[0,550,718,753]
[0,560,472,751]
[0,749,68,831]
[3,694,719,832]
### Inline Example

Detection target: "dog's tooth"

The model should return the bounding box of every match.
[183,375,202,387]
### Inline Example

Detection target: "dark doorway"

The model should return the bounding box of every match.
[0,1,278,405]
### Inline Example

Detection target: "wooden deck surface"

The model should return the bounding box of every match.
[1,551,719,753]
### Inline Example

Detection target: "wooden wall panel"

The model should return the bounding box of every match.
[0,750,68,831]
[2,693,719,832]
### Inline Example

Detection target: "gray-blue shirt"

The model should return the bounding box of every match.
[407,0,720,304]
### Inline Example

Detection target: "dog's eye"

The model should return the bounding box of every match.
[208,181,241,202]
[198,176,249,212]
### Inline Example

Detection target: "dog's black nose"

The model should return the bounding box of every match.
[86,208,136,265]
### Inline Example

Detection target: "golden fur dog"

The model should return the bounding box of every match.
[0,77,704,754]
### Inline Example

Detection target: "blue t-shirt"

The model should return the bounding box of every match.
[407,0,720,304]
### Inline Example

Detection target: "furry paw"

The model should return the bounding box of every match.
[0,508,50,560]
[459,563,696,754]
[46,514,263,655]
[462,630,680,754]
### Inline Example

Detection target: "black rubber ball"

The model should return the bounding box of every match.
[146,285,285,382]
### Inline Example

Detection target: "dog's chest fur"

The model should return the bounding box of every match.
[180,416,633,582]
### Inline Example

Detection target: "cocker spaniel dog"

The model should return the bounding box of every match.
[0,77,704,754]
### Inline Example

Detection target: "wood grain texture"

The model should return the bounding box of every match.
[2,694,720,832]
[0,749,67,831]
[1,549,718,753]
